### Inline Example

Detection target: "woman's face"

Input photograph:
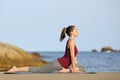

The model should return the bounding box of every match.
[71,27,79,37]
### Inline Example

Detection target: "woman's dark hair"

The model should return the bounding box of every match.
[60,25,76,42]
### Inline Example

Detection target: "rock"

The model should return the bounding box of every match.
[101,46,113,52]
[31,52,42,59]
[0,42,49,71]
[92,49,97,52]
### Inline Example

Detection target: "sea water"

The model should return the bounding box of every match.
[38,52,120,72]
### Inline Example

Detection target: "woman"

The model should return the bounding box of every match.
[6,25,84,73]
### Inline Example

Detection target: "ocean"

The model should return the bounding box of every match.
[37,52,120,72]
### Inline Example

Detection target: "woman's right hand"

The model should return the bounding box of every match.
[70,67,80,73]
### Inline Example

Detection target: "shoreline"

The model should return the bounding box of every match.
[0,72,120,80]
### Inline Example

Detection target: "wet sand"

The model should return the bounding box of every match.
[0,72,120,80]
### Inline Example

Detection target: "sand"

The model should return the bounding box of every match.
[0,72,120,80]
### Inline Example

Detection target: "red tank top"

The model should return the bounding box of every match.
[57,42,78,68]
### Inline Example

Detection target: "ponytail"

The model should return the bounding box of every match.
[60,25,75,42]
[60,27,66,42]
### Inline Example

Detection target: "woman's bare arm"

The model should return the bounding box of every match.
[69,40,76,72]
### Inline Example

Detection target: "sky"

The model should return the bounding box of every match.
[0,0,120,51]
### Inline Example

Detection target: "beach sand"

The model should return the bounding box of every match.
[0,72,120,80]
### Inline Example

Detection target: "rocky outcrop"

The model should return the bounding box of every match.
[91,49,97,52]
[0,42,49,71]
[31,52,42,59]
[91,46,119,52]
[101,46,113,52]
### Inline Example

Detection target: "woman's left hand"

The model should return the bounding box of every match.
[70,67,82,73]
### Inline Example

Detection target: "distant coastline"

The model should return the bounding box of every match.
[92,46,120,52]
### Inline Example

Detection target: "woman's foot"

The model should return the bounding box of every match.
[58,68,70,73]
[6,66,17,73]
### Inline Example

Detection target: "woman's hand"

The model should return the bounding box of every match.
[58,67,83,73]
[70,67,80,73]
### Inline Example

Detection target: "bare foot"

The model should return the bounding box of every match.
[7,66,17,73]
[58,68,70,73]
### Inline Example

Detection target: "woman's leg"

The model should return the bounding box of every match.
[29,60,62,73]
[7,60,62,73]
